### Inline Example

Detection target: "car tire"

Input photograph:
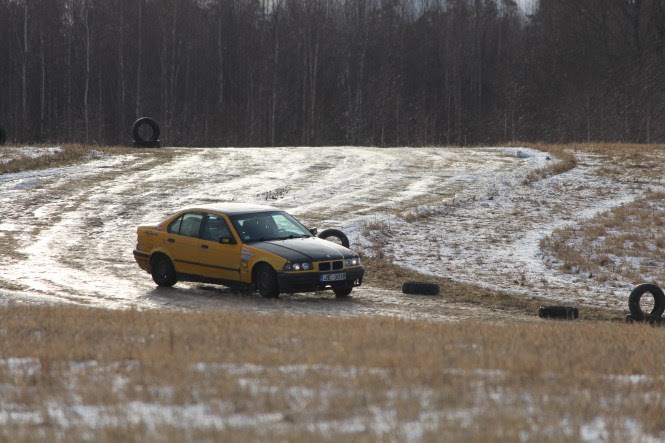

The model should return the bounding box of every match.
[402,281,440,296]
[132,117,160,147]
[0,125,6,145]
[628,283,665,321]
[255,264,280,298]
[538,306,579,320]
[333,285,353,298]
[318,228,350,248]
[151,254,177,287]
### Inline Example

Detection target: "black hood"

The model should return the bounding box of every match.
[251,237,352,262]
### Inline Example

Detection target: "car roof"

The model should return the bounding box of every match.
[183,203,282,216]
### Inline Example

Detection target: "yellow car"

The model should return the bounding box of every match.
[133,203,364,298]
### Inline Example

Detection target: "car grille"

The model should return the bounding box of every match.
[318,261,343,271]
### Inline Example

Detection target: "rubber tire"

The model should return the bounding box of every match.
[255,264,280,298]
[538,306,579,320]
[132,117,160,147]
[318,228,350,248]
[151,254,177,287]
[0,126,6,145]
[333,285,353,298]
[402,281,440,296]
[628,283,665,321]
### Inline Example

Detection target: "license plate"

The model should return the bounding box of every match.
[321,272,346,282]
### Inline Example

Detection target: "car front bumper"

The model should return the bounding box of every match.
[276,267,364,293]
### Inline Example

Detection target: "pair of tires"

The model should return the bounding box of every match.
[150,255,352,299]
[538,306,579,320]
[132,117,160,147]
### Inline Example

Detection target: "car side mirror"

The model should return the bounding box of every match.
[309,228,318,236]
[219,236,235,244]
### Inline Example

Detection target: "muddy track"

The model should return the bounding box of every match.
[1,146,657,320]
[0,147,533,319]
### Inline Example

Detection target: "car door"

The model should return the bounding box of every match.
[197,213,242,282]
[164,212,205,276]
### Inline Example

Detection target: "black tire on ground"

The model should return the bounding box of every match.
[538,306,579,320]
[255,264,280,298]
[401,281,440,296]
[318,228,350,248]
[333,285,353,298]
[0,126,6,145]
[628,283,665,321]
[132,117,160,147]
[151,254,177,287]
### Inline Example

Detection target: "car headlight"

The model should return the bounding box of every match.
[344,257,360,267]
[283,262,312,271]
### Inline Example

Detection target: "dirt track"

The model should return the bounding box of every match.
[0,146,659,320]
[0,147,528,319]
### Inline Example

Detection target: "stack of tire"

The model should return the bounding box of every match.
[626,283,665,323]
[132,117,160,148]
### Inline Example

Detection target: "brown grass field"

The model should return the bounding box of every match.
[2,304,665,441]
[2,142,665,440]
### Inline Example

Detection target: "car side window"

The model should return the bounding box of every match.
[178,213,204,238]
[201,213,233,242]
[167,215,183,234]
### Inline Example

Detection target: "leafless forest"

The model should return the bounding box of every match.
[1,0,664,146]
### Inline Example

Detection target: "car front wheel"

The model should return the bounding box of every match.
[151,254,177,287]
[255,265,279,298]
[333,285,353,298]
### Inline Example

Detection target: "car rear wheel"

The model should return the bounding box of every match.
[151,254,177,287]
[255,264,279,298]
[333,285,353,298]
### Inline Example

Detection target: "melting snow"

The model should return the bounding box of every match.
[0,146,662,312]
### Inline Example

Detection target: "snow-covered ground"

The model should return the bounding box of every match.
[0,146,662,315]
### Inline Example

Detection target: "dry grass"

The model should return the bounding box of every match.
[0,144,92,173]
[535,144,665,287]
[0,144,152,174]
[540,191,665,286]
[1,304,665,441]
[525,142,665,184]
[361,254,620,322]
[522,143,578,184]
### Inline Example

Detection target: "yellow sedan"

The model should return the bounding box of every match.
[133,203,364,298]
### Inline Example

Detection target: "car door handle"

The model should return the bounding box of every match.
[201,244,209,249]
[167,238,175,243]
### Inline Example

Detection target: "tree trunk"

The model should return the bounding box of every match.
[83,2,91,144]
[40,30,45,141]
[135,0,143,118]
[118,0,126,143]
[21,2,28,139]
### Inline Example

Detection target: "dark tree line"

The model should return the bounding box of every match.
[1,0,665,147]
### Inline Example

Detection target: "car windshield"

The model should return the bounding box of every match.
[230,211,312,243]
